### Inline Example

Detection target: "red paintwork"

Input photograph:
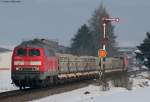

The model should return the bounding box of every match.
[12,47,58,73]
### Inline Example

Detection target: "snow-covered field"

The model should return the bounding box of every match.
[77,86,150,102]
[31,85,127,102]
[0,52,18,92]
[0,52,12,69]
[0,70,18,92]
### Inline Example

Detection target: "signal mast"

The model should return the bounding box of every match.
[99,17,119,81]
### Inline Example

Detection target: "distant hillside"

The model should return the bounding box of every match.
[0,47,11,53]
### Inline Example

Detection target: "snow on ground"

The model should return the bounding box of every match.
[32,72,150,102]
[131,78,150,90]
[31,85,127,102]
[79,86,150,102]
[0,70,18,92]
[0,52,12,69]
[0,52,18,93]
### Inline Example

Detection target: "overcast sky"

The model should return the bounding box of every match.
[0,0,150,48]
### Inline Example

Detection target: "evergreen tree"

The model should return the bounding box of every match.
[137,32,150,68]
[70,3,118,57]
[70,24,94,56]
[88,4,118,57]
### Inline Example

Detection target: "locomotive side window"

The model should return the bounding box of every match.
[29,49,40,56]
[17,48,27,56]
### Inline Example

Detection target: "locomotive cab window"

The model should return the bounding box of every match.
[17,48,27,56]
[29,49,40,56]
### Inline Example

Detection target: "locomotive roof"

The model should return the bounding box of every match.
[16,38,57,50]
[16,44,43,48]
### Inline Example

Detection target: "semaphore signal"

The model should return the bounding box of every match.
[102,17,120,22]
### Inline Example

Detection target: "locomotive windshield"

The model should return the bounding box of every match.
[17,48,27,56]
[29,49,40,56]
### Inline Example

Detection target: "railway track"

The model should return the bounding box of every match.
[0,79,95,102]
[0,90,24,99]
[0,69,149,102]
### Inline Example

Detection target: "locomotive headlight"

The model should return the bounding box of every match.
[15,67,22,71]
[16,67,19,70]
